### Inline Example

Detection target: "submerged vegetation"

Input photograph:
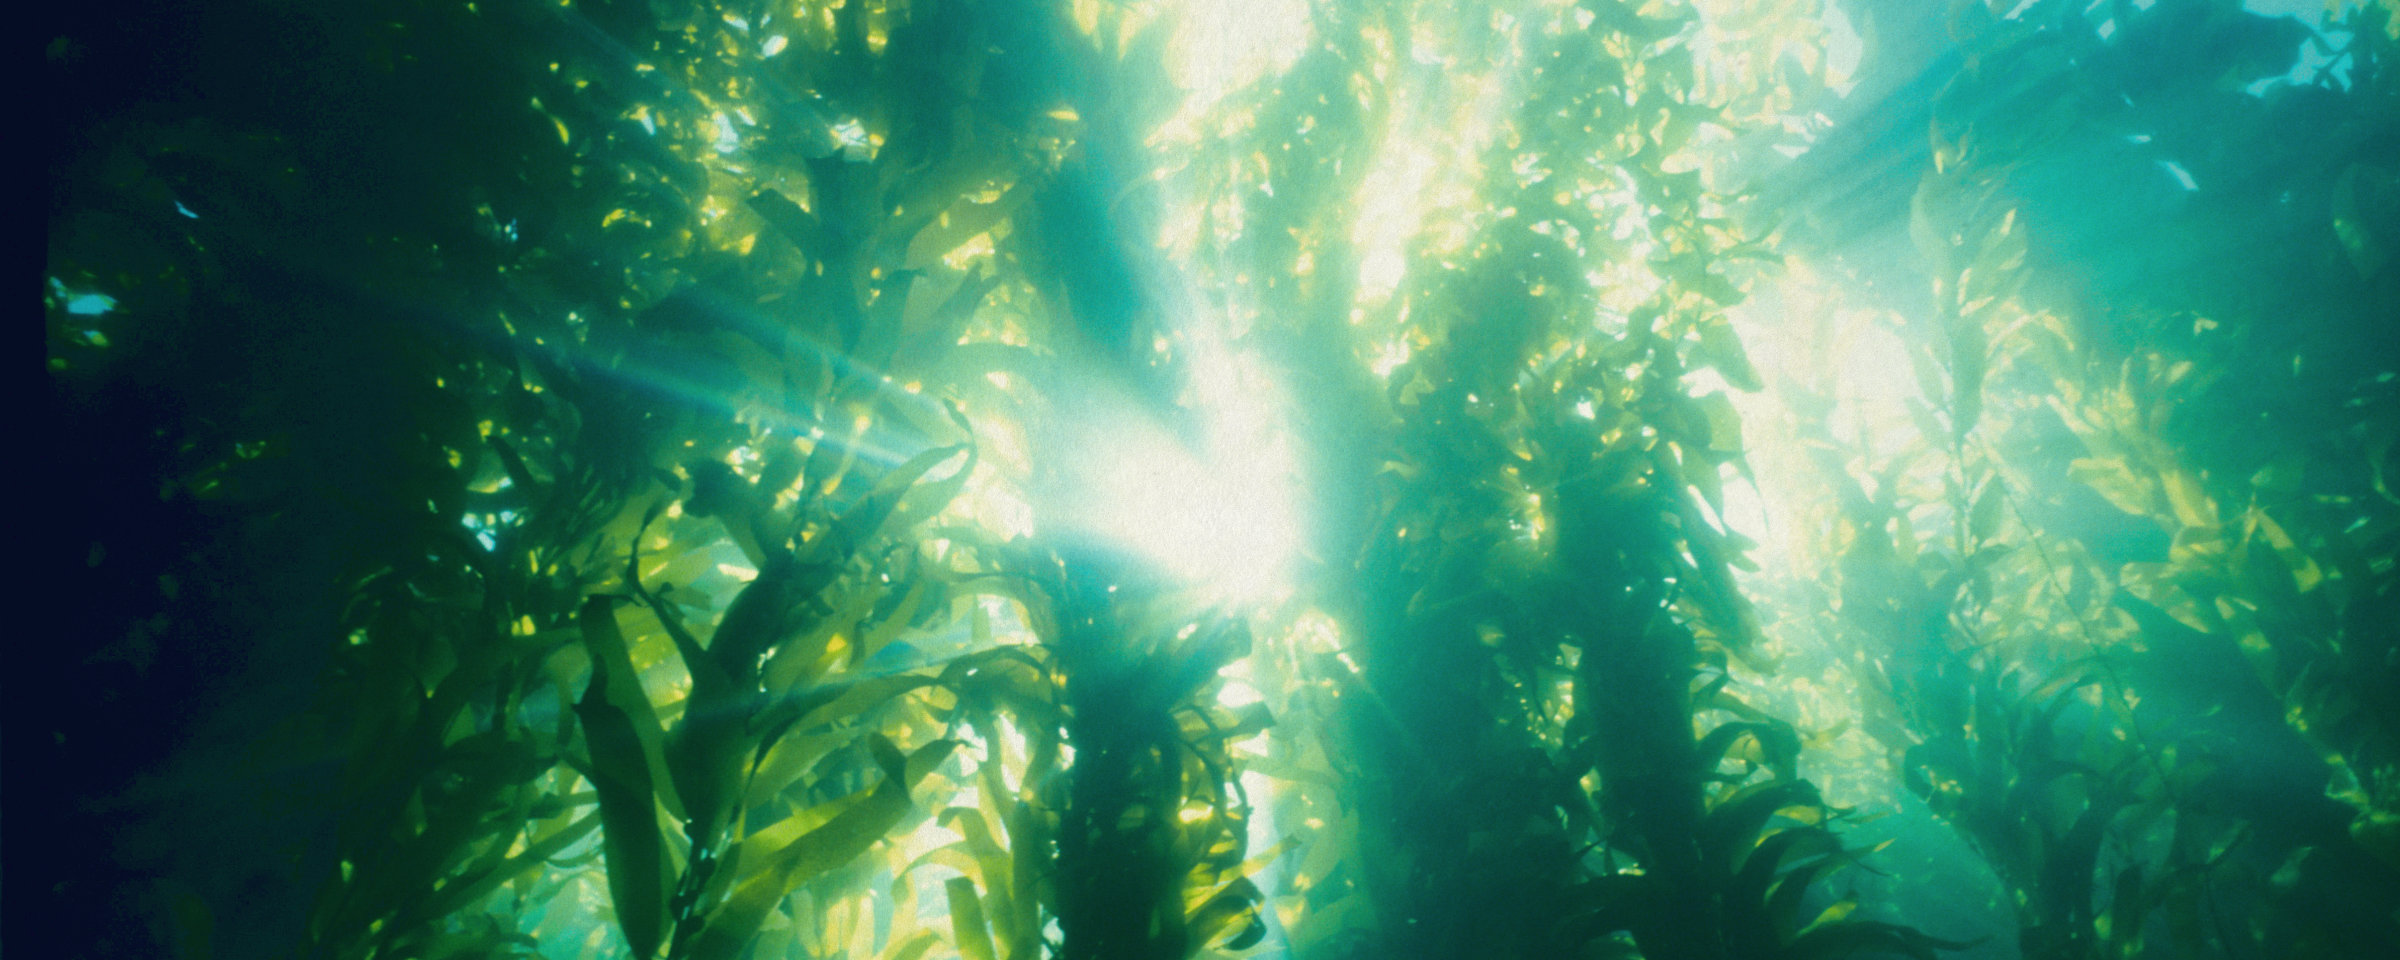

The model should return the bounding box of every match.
[36,1,2400,958]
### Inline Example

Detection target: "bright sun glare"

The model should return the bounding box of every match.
[1167,0,1311,105]
[1055,327,1304,607]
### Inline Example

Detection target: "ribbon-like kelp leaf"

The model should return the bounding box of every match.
[1783,919,1981,960]
[627,503,738,704]
[736,786,878,873]
[1186,876,1267,952]
[621,508,751,854]
[946,876,1002,960]
[666,704,752,873]
[683,736,957,960]
[743,727,865,813]
[887,930,944,960]
[1700,779,1823,875]
[1698,317,1762,392]
[577,597,688,820]
[857,576,935,666]
[576,603,676,960]
[905,185,1031,270]
[1725,824,1842,915]
[1766,852,1862,940]
[809,442,970,563]
[414,811,602,926]
[756,673,942,750]
[1968,478,2008,543]
[895,268,1003,374]
[885,417,980,527]
[706,550,800,685]
[747,188,826,262]
[762,581,885,695]
[939,807,1021,946]
[1697,720,1802,783]
[1554,873,1660,947]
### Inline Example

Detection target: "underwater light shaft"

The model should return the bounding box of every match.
[1041,331,1306,607]
[1082,428,1302,604]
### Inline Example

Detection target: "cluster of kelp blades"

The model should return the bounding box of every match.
[42,0,2400,958]
[301,382,1276,960]
[268,0,1969,955]
[1766,2,2400,957]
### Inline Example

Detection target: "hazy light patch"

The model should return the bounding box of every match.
[1108,349,1298,604]
[1043,317,1303,607]
[49,278,117,316]
[1821,2,1862,97]
[1346,41,1522,302]
[1368,336,1413,377]
[710,111,740,153]
[1713,261,1931,572]
[1349,133,1436,303]
[1836,319,1918,410]
[832,118,869,151]
[2159,160,2198,192]
[1167,0,1310,106]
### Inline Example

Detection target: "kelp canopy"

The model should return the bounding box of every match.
[35,1,2400,958]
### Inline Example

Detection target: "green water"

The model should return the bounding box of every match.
[37,1,2399,958]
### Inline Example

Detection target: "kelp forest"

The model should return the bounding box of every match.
[33,1,2400,958]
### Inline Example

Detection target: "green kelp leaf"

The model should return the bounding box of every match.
[155,878,213,960]
[1727,825,1841,914]
[416,811,603,925]
[1697,720,1801,782]
[575,657,674,959]
[889,931,944,960]
[2331,162,2389,278]
[743,728,863,812]
[1766,855,1850,936]
[685,458,771,570]
[666,701,753,865]
[946,877,1001,960]
[856,574,935,666]
[759,673,941,745]
[708,551,800,684]
[906,184,1030,270]
[815,443,971,562]
[2068,456,2157,519]
[748,188,826,262]
[1698,318,1762,392]
[1700,779,1822,874]
[763,581,886,695]
[1555,874,1659,946]
[1968,479,2007,543]
[895,269,1002,374]
[797,418,861,510]
[737,785,877,874]
[882,410,979,532]
[621,526,749,853]
[1696,391,1745,454]
[1187,876,1267,951]
[684,737,957,960]
[1797,898,1859,937]
[1784,920,1980,960]
[578,595,686,820]
[755,435,807,506]
[2102,863,2147,950]
[939,807,1021,945]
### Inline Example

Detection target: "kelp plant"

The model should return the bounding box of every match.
[38,1,2400,960]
